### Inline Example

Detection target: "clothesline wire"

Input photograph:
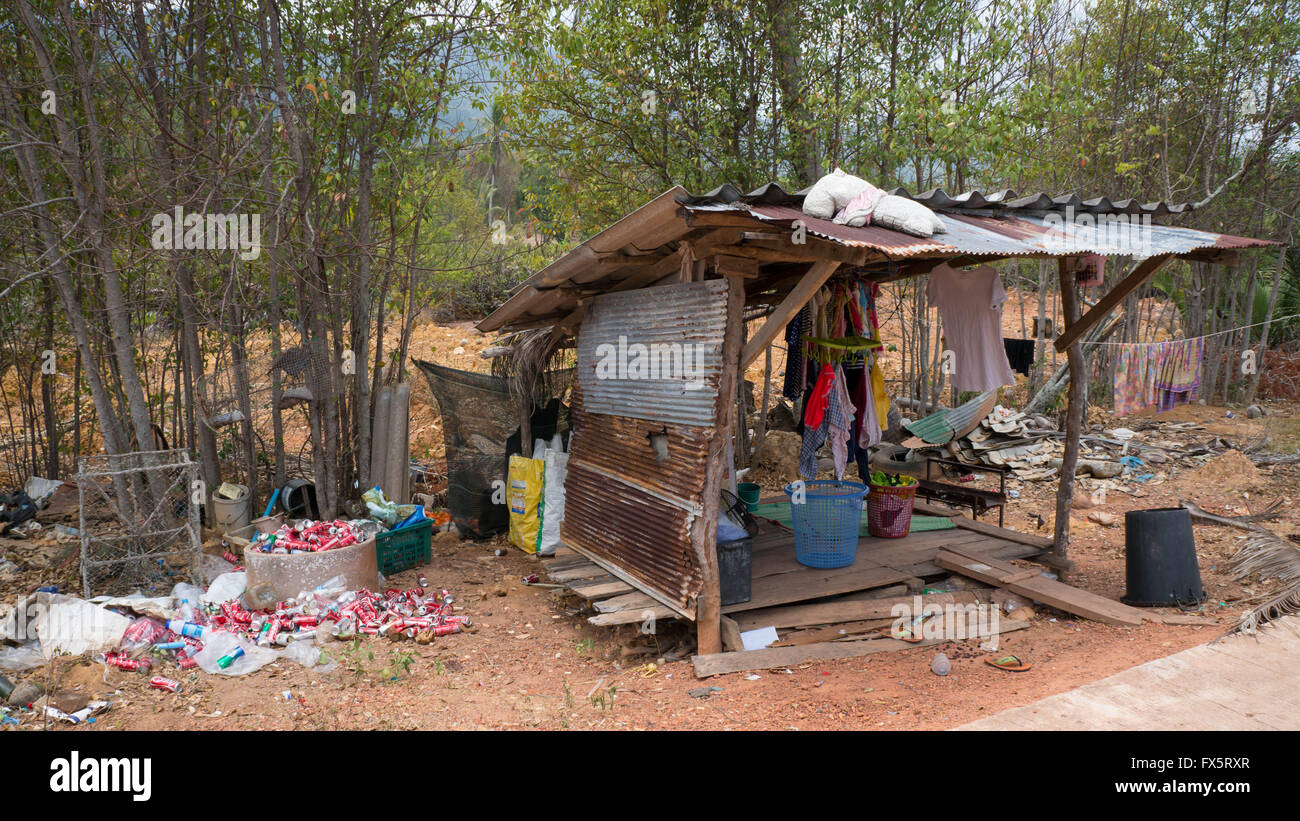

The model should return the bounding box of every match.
[1086,312,1300,347]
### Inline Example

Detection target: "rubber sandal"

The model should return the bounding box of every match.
[984,654,1032,672]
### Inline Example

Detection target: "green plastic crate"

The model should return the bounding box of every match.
[375,519,433,576]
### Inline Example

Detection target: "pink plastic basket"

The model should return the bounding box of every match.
[867,482,917,538]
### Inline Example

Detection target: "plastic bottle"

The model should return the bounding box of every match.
[166,619,209,640]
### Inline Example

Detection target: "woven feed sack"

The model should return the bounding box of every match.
[537,449,569,556]
[871,194,947,237]
[802,168,871,220]
[507,454,544,553]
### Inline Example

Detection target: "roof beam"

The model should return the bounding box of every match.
[740,260,841,370]
[1054,253,1173,352]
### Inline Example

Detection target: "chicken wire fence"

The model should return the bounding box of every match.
[77,449,202,599]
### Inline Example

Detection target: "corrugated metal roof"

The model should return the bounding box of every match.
[678,182,1197,215]
[477,183,1279,333]
[702,202,1273,260]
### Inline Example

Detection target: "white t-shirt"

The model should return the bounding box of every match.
[925,264,1016,393]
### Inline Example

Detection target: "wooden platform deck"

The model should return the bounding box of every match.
[542,502,1051,631]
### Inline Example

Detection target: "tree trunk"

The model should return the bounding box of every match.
[1053,261,1084,572]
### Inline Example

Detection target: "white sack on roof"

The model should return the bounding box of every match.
[872,194,947,237]
[802,168,870,220]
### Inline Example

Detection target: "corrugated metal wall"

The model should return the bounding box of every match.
[574,279,728,427]
[563,280,729,617]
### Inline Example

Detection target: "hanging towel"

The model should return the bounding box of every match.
[803,363,836,430]
[826,364,856,479]
[1155,337,1203,411]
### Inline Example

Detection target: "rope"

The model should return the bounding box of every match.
[1087,312,1300,347]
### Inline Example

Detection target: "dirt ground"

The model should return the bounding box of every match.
[7,411,1297,731]
[3,306,1299,731]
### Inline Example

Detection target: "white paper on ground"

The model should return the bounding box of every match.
[740,625,779,651]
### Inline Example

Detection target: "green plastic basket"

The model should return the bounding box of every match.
[375,519,433,576]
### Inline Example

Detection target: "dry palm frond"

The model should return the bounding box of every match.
[1183,501,1300,636]
[1223,528,1300,636]
[1229,529,1300,585]
[490,328,574,407]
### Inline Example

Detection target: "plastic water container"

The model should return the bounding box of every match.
[785,480,868,569]
[211,483,251,533]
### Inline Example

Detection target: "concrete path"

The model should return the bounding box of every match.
[956,616,1300,730]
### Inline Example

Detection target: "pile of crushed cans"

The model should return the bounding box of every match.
[245,519,371,553]
[100,574,468,694]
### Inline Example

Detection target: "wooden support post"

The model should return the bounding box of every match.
[1052,258,1085,572]
[1054,254,1173,351]
[692,275,745,655]
[754,343,772,463]
[740,260,840,370]
[735,318,750,467]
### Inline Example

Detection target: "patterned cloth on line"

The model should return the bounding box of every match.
[1113,337,1204,416]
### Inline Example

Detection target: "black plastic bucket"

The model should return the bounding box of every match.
[279,479,320,520]
[1122,507,1206,607]
[717,536,753,607]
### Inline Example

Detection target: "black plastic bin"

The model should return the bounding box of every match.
[717,536,753,607]
[1122,507,1206,607]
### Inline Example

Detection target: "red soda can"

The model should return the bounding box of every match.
[417,574,429,589]
[108,655,151,672]
[267,617,282,643]
[150,676,182,693]
[292,614,318,627]
[178,656,198,670]
[358,624,380,635]
[222,550,242,564]
[431,623,461,637]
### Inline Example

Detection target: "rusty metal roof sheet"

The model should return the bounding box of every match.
[681,182,1199,216]
[477,183,1279,333]
[690,201,1275,260]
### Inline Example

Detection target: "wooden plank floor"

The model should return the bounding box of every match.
[542,515,1045,627]
[721,521,1041,614]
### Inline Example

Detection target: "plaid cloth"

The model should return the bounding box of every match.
[799,365,855,480]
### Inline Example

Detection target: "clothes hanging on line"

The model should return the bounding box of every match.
[799,363,856,480]
[1113,337,1204,416]
[790,279,891,481]
[1155,337,1204,411]
[1003,338,1035,376]
[926,264,1016,392]
[783,305,812,400]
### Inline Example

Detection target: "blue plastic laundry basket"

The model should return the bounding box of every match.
[784,480,869,568]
